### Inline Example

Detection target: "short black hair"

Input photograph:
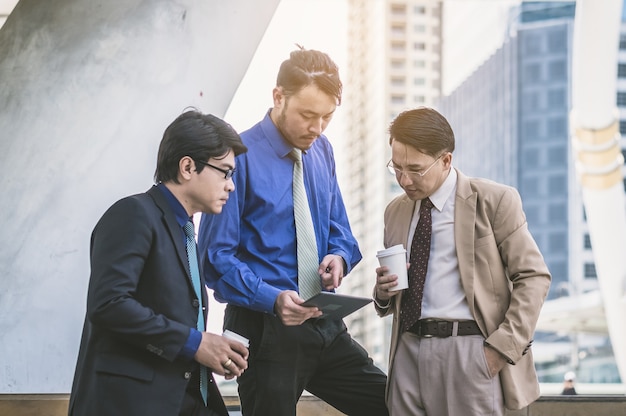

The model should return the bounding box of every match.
[154,110,247,183]
[389,107,455,157]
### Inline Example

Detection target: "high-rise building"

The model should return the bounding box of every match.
[438,1,622,383]
[439,2,577,300]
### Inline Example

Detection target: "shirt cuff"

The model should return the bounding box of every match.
[373,296,391,309]
[179,328,202,360]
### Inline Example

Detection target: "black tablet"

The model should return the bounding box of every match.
[301,292,373,319]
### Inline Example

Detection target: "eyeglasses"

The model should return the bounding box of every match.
[195,160,236,179]
[387,154,443,180]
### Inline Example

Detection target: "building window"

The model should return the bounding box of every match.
[547,29,567,52]
[584,263,597,279]
[617,92,626,107]
[620,36,626,50]
[547,174,567,193]
[524,148,540,167]
[583,234,592,249]
[414,59,425,68]
[391,77,405,87]
[547,117,566,136]
[523,177,540,196]
[524,63,542,83]
[524,119,541,140]
[548,202,566,222]
[391,4,406,15]
[391,23,405,36]
[414,24,425,33]
[391,41,405,52]
[414,5,426,14]
[547,146,567,164]
[548,232,567,252]
[414,78,425,86]
[414,42,426,50]
[547,88,565,108]
[391,59,405,69]
[525,205,540,224]
[618,63,626,78]
[523,34,542,55]
[414,95,425,103]
[548,60,567,81]
[523,91,540,111]
[391,94,405,105]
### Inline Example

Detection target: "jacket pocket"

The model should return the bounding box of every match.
[95,352,155,382]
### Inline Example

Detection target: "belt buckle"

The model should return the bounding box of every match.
[420,318,436,338]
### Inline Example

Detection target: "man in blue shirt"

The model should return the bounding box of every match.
[69,110,249,416]
[199,49,388,415]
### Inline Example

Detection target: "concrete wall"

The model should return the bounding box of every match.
[0,0,279,393]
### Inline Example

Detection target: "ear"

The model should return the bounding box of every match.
[179,156,195,182]
[442,151,453,168]
[272,87,284,108]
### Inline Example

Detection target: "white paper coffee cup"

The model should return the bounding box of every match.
[222,329,250,348]
[376,244,408,291]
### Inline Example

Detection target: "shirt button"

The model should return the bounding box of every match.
[192,299,200,308]
[184,372,191,380]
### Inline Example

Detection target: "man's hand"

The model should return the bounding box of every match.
[319,254,345,290]
[274,290,322,326]
[374,265,403,302]
[194,332,249,380]
[483,343,508,378]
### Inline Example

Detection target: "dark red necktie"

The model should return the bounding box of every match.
[401,197,434,332]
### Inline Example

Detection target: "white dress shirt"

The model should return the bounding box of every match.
[406,167,473,320]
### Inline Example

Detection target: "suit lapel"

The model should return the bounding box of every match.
[454,170,478,315]
[147,187,194,286]
[385,195,415,316]
[388,194,415,247]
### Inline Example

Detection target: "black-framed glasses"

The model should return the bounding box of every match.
[387,154,443,180]
[195,160,236,179]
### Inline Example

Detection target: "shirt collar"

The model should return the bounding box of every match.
[428,166,457,212]
[156,183,191,228]
[259,109,299,159]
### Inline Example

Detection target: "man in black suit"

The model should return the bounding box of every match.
[69,110,249,416]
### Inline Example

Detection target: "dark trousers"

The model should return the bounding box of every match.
[225,305,389,416]
[179,389,223,416]
[179,371,225,416]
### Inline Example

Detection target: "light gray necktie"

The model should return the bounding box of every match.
[183,221,208,406]
[290,149,321,300]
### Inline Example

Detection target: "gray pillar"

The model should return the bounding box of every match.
[0,0,279,393]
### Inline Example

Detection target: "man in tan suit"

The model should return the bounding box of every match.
[374,107,550,415]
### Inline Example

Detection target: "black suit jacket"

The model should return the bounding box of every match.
[69,186,228,416]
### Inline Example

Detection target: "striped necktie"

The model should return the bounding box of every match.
[290,149,321,300]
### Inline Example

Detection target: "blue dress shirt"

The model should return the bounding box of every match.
[156,183,202,360]
[199,111,362,314]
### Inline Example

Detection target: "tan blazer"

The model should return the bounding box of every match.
[375,169,551,410]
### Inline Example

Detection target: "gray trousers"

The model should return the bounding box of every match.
[387,332,504,416]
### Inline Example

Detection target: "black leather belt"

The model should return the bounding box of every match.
[407,319,482,338]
